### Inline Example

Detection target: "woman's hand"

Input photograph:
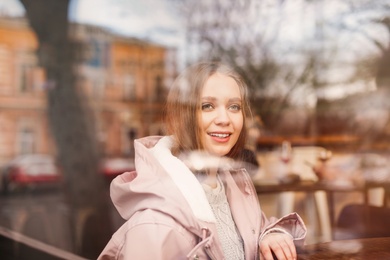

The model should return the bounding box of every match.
[259,232,296,260]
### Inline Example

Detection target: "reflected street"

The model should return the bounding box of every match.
[0,184,122,257]
[0,188,73,252]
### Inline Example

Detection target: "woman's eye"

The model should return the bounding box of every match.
[201,103,214,110]
[229,104,241,111]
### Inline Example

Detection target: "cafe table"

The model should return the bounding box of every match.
[297,237,390,259]
[253,179,390,238]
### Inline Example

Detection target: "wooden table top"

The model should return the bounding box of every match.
[254,179,390,194]
[297,237,390,259]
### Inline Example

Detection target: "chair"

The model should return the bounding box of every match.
[335,204,390,240]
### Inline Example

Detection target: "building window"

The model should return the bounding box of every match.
[18,50,41,94]
[123,75,135,101]
[84,39,109,68]
[18,127,36,155]
[20,64,34,93]
[155,76,165,101]
[0,45,11,90]
[121,126,137,156]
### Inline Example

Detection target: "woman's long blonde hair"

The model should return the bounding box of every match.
[165,61,251,160]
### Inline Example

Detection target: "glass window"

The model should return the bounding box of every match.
[18,127,35,155]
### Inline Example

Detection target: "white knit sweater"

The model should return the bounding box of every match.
[202,176,245,260]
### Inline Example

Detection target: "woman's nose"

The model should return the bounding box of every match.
[214,108,230,125]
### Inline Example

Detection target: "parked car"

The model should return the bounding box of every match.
[101,157,135,179]
[1,154,61,194]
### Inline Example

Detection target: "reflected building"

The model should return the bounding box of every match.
[0,16,176,165]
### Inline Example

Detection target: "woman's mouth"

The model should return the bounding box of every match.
[208,132,231,143]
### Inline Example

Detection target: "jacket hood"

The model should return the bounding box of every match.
[110,136,216,232]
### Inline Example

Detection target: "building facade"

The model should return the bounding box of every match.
[0,17,175,165]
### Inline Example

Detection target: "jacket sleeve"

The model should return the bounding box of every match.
[259,211,307,247]
[99,222,195,260]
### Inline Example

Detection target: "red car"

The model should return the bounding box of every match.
[1,154,61,194]
[101,157,135,179]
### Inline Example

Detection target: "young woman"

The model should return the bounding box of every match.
[98,62,306,260]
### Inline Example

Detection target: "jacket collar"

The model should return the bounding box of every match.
[149,136,216,223]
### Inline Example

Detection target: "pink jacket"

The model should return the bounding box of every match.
[98,136,306,260]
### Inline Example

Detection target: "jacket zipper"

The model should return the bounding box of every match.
[240,169,262,260]
[201,227,217,260]
[204,244,216,260]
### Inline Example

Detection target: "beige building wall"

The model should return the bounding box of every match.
[0,17,175,165]
[0,18,52,165]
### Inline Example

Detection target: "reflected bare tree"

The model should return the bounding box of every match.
[173,0,334,133]
[174,0,390,142]
[312,0,390,148]
[179,1,304,109]
[19,0,111,258]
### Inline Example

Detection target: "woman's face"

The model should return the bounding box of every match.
[198,72,244,157]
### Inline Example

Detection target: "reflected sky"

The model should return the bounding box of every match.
[1,0,389,101]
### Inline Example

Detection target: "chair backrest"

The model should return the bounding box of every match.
[336,204,390,240]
